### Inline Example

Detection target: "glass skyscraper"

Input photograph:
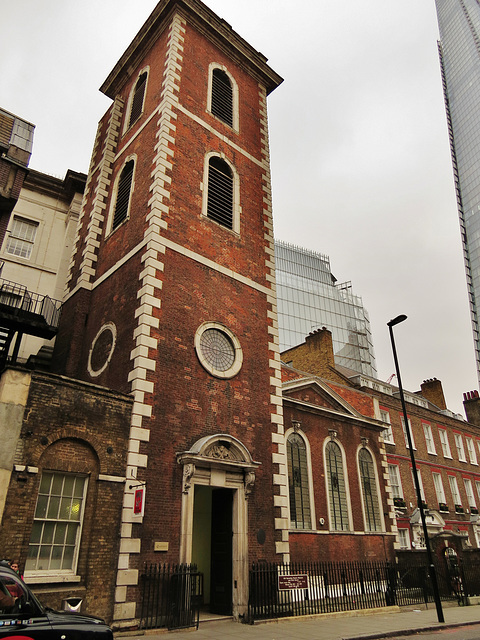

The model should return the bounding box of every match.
[436,0,480,384]
[275,240,377,377]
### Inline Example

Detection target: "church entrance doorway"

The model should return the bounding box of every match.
[191,486,233,615]
[178,434,259,619]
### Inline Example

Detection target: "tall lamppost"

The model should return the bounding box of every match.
[387,314,444,623]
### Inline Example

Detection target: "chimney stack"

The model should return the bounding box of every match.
[420,378,447,410]
[281,327,345,382]
[305,327,335,369]
[463,389,480,425]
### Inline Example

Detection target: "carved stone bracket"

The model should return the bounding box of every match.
[183,463,196,494]
[244,470,255,499]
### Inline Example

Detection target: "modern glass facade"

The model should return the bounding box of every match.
[275,240,377,377]
[436,0,480,383]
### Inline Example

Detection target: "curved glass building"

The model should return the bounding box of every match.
[275,240,377,377]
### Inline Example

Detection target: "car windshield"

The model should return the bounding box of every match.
[0,570,43,616]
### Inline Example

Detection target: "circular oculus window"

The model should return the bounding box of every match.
[195,322,243,379]
[87,322,117,378]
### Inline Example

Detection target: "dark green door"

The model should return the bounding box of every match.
[210,488,233,614]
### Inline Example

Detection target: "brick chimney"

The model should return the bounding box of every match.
[281,327,345,382]
[420,378,447,410]
[305,327,335,368]
[463,390,480,425]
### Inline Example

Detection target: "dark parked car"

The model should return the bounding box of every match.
[0,562,113,638]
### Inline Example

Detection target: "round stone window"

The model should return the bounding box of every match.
[87,322,117,378]
[195,322,242,379]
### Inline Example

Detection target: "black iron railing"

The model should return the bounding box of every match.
[248,559,461,622]
[249,561,389,621]
[139,563,203,631]
[0,278,62,330]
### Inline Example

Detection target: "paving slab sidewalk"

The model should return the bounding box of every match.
[115,603,480,640]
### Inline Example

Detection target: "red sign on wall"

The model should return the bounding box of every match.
[133,488,145,516]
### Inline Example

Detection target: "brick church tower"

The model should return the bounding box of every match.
[53,0,286,625]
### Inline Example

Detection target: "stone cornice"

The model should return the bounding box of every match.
[100,0,283,99]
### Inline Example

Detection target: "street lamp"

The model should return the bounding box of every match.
[387,314,444,623]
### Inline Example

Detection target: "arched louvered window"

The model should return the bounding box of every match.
[287,433,312,529]
[128,72,147,128]
[112,160,134,231]
[207,156,233,229]
[326,441,350,531]
[358,448,382,532]
[211,68,233,127]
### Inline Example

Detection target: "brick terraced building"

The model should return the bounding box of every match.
[0,368,132,624]
[283,328,480,571]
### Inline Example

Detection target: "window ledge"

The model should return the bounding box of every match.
[24,574,82,585]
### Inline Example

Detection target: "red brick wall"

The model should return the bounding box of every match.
[371,387,480,548]
[137,250,278,563]
[53,9,282,618]
[0,371,132,624]
[180,24,262,158]
[283,400,395,562]
[326,382,377,419]
[289,531,393,563]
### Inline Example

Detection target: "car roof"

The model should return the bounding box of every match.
[0,561,16,575]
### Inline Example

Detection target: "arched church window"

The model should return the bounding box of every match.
[326,440,350,531]
[112,160,134,231]
[207,156,234,229]
[128,72,147,128]
[211,68,233,127]
[287,432,312,529]
[358,447,382,532]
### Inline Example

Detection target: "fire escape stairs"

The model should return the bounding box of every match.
[0,326,15,370]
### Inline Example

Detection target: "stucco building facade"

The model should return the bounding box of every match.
[0,169,86,364]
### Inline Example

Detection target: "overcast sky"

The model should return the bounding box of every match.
[1,1,476,416]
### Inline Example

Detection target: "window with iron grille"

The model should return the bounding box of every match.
[112,160,134,231]
[5,216,38,259]
[287,432,312,529]
[211,68,233,127]
[207,156,233,229]
[25,472,87,574]
[128,72,147,128]
[358,448,381,532]
[326,441,350,531]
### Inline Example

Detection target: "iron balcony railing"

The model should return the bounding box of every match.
[0,278,62,337]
